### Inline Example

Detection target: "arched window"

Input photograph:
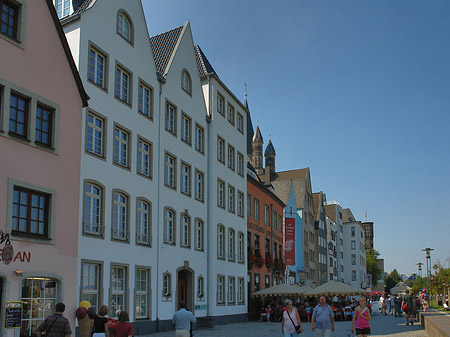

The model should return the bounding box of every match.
[180,213,191,248]
[217,224,225,259]
[117,11,133,43]
[136,198,151,245]
[163,272,172,298]
[164,207,176,244]
[84,181,104,236]
[181,70,192,95]
[112,191,129,241]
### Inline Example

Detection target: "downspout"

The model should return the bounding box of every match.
[156,73,166,331]
[205,76,212,318]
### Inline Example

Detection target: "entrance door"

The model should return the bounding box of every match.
[177,270,187,308]
[177,269,194,312]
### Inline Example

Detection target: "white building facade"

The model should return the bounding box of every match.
[343,220,367,289]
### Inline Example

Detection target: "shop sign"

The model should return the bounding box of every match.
[4,301,22,329]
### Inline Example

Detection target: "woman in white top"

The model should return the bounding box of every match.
[281,300,303,337]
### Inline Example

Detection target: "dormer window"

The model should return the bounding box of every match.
[181,70,191,95]
[54,0,70,19]
[117,11,133,44]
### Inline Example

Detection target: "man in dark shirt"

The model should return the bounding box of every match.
[38,303,72,337]
[402,290,414,326]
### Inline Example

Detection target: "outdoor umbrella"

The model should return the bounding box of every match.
[367,290,386,296]
[252,283,312,297]
[304,281,367,296]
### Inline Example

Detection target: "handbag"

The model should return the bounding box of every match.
[402,304,409,312]
[286,310,301,334]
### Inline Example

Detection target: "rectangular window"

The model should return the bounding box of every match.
[264,205,270,226]
[228,185,235,213]
[227,104,235,125]
[237,113,244,133]
[164,153,176,189]
[351,226,355,237]
[265,275,270,288]
[165,102,176,135]
[254,273,260,292]
[194,170,204,202]
[237,153,244,176]
[113,126,129,168]
[217,275,225,304]
[352,270,356,281]
[217,179,225,208]
[1,0,19,39]
[238,232,244,263]
[136,200,150,245]
[86,112,105,157]
[135,268,149,319]
[164,208,175,244]
[217,93,225,116]
[228,229,235,261]
[237,191,244,217]
[180,214,190,248]
[81,262,101,313]
[89,47,106,88]
[254,198,260,220]
[273,210,277,230]
[238,278,245,304]
[112,192,128,241]
[247,193,251,216]
[138,82,152,118]
[217,136,225,163]
[194,219,203,251]
[12,187,49,238]
[137,138,152,178]
[180,162,191,196]
[115,66,131,104]
[195,124,204,154]
[9,93,28,138]
[181,113,191,145]
[83,182,103,236]
[254,234,260,251]
[228,145,235,170]
[217,225,225,259]
[228,277,236,304]
[351,240,356,250]
[35,105,53,147]
[110,265,127,317]
[197,276,204,299]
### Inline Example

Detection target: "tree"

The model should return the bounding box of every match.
[366,249,382,287]
[384,268,403,294]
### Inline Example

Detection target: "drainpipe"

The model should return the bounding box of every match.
[156,73,166,331]
[205,76,212,318]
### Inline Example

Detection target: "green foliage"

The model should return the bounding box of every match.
[366,249,382,287]
[384,268,403,294]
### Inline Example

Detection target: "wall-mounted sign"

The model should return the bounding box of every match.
[0,231,14,265]
[284,217,296,265]
[4,301,22,329]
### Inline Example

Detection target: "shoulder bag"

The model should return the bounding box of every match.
[286,310,301,334]
[42,315,61,337]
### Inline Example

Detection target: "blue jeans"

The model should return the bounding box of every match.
[284,332,298,337]
[315,328,332,337]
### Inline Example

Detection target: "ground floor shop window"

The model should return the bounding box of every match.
[20,277,57,337]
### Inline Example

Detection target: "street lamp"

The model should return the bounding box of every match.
[416,262,423,291]
[422,248,434,305]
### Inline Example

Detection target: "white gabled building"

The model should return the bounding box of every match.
[194,46,248,323]
[325,200,344,282]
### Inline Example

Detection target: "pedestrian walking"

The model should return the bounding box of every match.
[311,296,335,337]
[389,295,395,316]
[113,311,133,337]
[281,299,303,337]
[394,294,402,317]
[92,305,110,337]
[402,290,414,326]
[385,295,391,315]
[172,302,196,337]
[419,289,428,312]
[37,302,72,337]
[351,297,371,337]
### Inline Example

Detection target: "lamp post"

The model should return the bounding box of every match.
[417,262,423,291]
[422,248,434,305]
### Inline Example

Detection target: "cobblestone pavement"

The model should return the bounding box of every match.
[147,312,429,337]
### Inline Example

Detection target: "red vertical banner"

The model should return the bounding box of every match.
[284,217,295,266]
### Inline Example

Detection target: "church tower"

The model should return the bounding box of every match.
[265,138,276,175]
[252,126,264,175]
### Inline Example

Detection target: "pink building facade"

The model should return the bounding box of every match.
[0,1,88,336]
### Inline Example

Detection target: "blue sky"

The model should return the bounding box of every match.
[143,0,450,276]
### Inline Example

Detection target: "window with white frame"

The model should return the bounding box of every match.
[110,265,127,318]
[83,182,103,236]
[163,272,171,298]
[228,229,235,261]
[217,179,225,208]
[54,0,70,18]
[138,82,152,118]
[351,226,355,237]
[181,70,191,94]
[194,219,204,251]
[81,262,101,313]
[217,225,225,259]
[164,153,176,189]
[352,270,356,281]
[254,198,260,220]
[180,162,191,196]
[165,102,176,135]
[180,214,190,248]
[195,124,204,154]
[86,112,105,157]
[217,93,225,116]
[115,65,131,104]
[136,199,151,245]
[164,208,175,244]
[228,145,235,170]
[238,232,244,263]
[264,205,270,225]
[135,268,149,318]
[88,46,107,89]
[227,104,235,125]
[351,240,355,250]
[351,254,356,265]
[237,153,244,176]
[217,275,225,304]
[137,138,152,178]
[117,11,132,43]
[112,191,128,241]
[237,113,244,133]
[194,170,204,202]
[228,277,236,304]
[237,191,244,217]
[217,136,225,163]
[36,105,53,147]
[113,126,129,168]
[181,113,191,145]
[238,277,245,304]
[197,276,204,299]
[247,193,251,216]
[228,185,235,213]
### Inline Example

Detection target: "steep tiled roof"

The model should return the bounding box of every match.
[150,26,183,76]
[247,111,254,156]
[71,0,94,16]
[265,139,275,156]
[252,126,263,143]
[342,208,356,223]
[313,192,323,221]
[194,45,216,78]
[262,168,309,183]
[324,204,337,223]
